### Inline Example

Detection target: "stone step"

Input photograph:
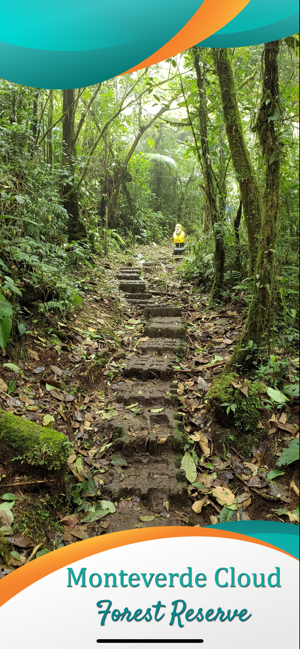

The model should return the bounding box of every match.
[144,318,186,339]
[136,338,186,356]
[101,456,188,505]
[143,304,182,319]
[123,355,174,380]
[127,301,155,308]
[113,379,179,407]
[116,272,141,280]
[119,280,146,293]
[125,292,153,301]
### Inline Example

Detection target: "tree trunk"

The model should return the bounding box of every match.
[62,89,86,242]
[48,90,53,168]
[212,48,261,276]
[228,41,281,368]
[234,199,242,266]
[193,48,225,301]
[109,104,172,228]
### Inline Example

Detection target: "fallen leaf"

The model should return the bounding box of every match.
[192,498,208,514]
[235,493,252,510]
[244,462,257,473]
[50,365,63,376]
[209,516,219,525]
[48,389,64,401]
[0,378,8,392]
[181,452,197,483]
[32,366,45,374]
[211,486,235,507]
[7,535,33,548]
[0,510,14,525]
[139,516,155,522]
[177,383,185,395]
[198,474,214,491]
[60,514,80,527]
[277,422,297,434]
[197,378,209,392]
[163,499,169,511]
[248,476,264,488]
[279,412,287,424]
[27,349,39,362]
[150,408,165,413]
[198,432,211,458]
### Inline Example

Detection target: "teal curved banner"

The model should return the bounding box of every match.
[0,0,299,87]
[198,0,299,47]
[207,521,299,560]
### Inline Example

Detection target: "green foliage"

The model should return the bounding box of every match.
[277,438,299,467]
[207,374,266,435]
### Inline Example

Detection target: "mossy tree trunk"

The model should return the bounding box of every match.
[0,409,70,471]
[192,48,225,301]
[227,41,281,368]
[62,89,87,242]
[212,48,261,276]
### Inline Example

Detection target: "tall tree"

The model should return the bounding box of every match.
[62,89,86,241]
[192,48,225,301]
[212,47,262,276]
[228,40,281,367]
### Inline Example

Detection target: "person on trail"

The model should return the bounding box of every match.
[173,223,185,255]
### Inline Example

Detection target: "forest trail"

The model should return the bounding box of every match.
[0,245,299,563]
[101,258,190,532]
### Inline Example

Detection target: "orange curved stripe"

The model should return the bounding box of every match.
[0,526,297,607]
[122,0,250,75]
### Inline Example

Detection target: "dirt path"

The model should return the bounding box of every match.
[0,246,298,568]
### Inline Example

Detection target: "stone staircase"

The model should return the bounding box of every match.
[100,262,190,526]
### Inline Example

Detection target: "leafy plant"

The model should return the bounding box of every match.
[277,438,299,467]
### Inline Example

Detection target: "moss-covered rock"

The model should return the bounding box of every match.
[172,428,189,452]
[0,409,70,471]
[207,374,266,433]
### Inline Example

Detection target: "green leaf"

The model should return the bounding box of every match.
[43,414,55,428]
[277,438,299,467]
[87,475,98,496]
[111,458,128,467]
[8,381,16,395]
[219,506,235,523]
[181,451,197,483]
[267,387,289,404]
[0,501,15,511]
[284,383,299,398]
[1,493,16,501]
[192,482,205,489]
[150,408,165,413]
[10,550,21,561]
[99,500,116,514]
[273,508,288,516]
[36,549,51,558]
[0,525,14,536]
[17,322,27,336]
[267,470,285,481]
[75,456,84,473]
[0,318,12,351]
[0,299,13,318]
[3,362,20,373]
[71,293,82,307]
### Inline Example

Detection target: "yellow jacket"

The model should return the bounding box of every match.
[173,227,185,244]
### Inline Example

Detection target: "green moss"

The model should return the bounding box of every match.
[0,409,70,471]
[207,375,266,434]
[175,343,186,359]
[172,429,189,452]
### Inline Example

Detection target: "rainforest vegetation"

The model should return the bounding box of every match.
[0,40,299,562]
